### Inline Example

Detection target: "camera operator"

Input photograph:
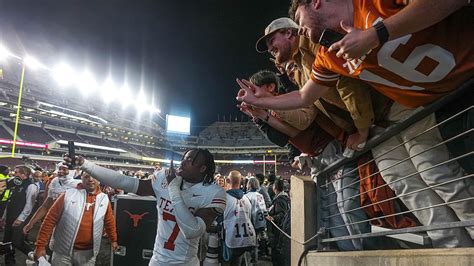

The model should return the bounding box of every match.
[3,165,39,265]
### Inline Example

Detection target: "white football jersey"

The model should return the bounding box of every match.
[150,170,226,265]
[223,193,256,248]
[244,191,267,230]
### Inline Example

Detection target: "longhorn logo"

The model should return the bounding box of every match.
[124,211,149,228]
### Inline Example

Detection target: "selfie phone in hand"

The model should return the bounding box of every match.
[68,141,76,169]
[319,28,344,48]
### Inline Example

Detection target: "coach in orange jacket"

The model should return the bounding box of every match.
[34,172,118,265]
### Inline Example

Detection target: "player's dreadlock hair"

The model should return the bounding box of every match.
[182,148,216,185]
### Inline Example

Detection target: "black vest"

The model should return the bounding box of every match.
[6,178,34,223]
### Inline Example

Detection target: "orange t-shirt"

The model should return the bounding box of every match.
[311,0,474,107]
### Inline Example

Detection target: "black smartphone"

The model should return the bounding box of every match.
[319,28,344,48]
[68,141,76,169]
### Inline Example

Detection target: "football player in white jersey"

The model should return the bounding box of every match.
[23,163,81,234]
[245,177,268,263]
[222,171,256,265]
[65,148,226,265]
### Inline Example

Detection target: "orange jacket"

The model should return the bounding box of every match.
[358,154,417,229]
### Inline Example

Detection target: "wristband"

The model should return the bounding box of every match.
[373,21,389,45]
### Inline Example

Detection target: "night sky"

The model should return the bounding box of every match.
[0,0,290,134]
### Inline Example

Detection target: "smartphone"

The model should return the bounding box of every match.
[319,28,344,48]
[68,141,76,169]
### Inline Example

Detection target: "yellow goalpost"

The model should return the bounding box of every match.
[0,63,26,159]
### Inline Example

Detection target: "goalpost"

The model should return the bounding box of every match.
[0,63,26,159]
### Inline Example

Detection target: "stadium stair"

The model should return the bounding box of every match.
[0,120,21,141]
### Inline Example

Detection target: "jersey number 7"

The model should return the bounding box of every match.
[163,212,180,251]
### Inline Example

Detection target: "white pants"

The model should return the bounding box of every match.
[372,103,474,248]
[51,249,96,266]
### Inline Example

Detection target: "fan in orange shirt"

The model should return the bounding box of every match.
[236,0,473,110]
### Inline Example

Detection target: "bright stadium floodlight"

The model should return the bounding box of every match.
[0,45,9,60]
[0,44,21,61]
[135,90,146,110]
[77,70,97,96]
[101,77,116,103]
[148,105,158,114]
[53,63,75,87]
[119,83,132,107]
[24,55,47,71]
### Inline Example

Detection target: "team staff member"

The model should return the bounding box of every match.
[34,172,117,265]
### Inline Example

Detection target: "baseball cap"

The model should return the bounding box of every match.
[255,17,299,53]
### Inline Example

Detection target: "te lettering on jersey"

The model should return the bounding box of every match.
[158,196,195,214]
[342,17,383,75]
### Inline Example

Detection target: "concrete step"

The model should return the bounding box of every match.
[305,248,474,266]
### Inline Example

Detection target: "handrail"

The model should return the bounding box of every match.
[313,78,474,179]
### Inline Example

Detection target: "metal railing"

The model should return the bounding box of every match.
[310,78,474,253]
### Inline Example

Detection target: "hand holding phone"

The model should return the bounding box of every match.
[319,28,344,48]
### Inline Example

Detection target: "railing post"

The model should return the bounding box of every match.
[291,175,319,266]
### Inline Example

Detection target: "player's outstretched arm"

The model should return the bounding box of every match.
[64,155,154,196]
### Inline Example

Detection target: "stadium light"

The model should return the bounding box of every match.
[148,105,157,114]
[119,83,132,107]
[0,44,21,60]
[101,77,116,103]
[53,63,75,87]
[24,55,47,71]
[135,90,146,110]
[77,70,97,96]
